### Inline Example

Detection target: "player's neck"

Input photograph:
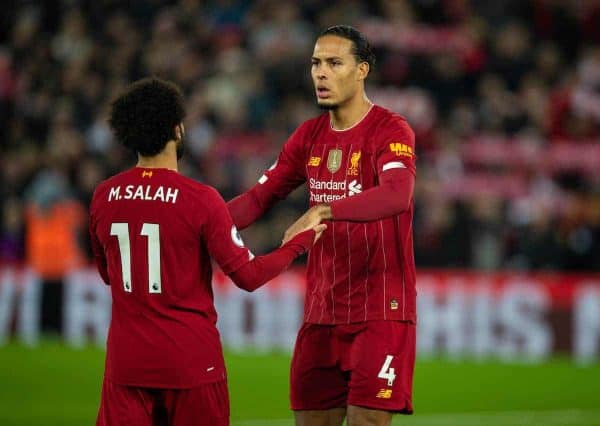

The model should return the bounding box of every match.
[329,94,373,131]
[136,142,179,172]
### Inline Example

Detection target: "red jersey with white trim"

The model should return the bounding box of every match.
[89,168,254,388]
[247,105,416,324]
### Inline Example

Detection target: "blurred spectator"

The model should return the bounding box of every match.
[0,198,25,265]
[23,167,86,334]
[488,21,533,91]
[469,195,506,270]
[0,0,598,273]
[24,168,86,280]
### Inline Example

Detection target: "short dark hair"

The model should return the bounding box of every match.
[109,77,186,157]
[319,25,376,69]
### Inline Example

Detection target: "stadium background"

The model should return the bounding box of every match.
[0,0,599,425]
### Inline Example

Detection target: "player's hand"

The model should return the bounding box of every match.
[282,205,331,245]
[282,214,316,245]
[312,223,327,244]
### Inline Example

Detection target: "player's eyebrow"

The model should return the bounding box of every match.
[311,56,344,62]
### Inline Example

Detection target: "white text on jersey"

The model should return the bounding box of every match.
[309,178,362,203]
[108,185,179,204]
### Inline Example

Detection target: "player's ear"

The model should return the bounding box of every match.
[174,123,184,141]
[357,62,369,81]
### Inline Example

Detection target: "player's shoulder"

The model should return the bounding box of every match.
[284,113,329,153]
[304,112,330,129]
[170,174,224,205]
[89,169,131,214]
[164,173,223,204]
[296,113,330,138]
[168,171,203,190]
[187,179,223,202]
[91,169,130,199]
[372,105,413,134]
[373,105,415,140]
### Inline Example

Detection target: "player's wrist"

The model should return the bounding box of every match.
[314,204,332,220]
[284,229,314,252]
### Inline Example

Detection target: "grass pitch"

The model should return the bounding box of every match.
[0,341,598,425]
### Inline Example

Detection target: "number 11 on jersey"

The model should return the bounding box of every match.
[110,222,162,293]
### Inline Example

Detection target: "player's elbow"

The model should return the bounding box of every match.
[230,276,261,293]
[236,282,257,292]
[388,182,412,214]
[395,195,411,214]
[96,265,110,285]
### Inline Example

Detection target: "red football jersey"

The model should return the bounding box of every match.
[240,105,416,324]
[89,168,254,388]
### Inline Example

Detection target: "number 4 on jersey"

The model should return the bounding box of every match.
[378,355,396,386]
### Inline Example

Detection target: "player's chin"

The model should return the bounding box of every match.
[317,99,338,110]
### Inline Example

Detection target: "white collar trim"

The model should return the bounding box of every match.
[330,103,374,132]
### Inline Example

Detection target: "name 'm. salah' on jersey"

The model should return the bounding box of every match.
[253,105,417,324]
[89,168,254,388]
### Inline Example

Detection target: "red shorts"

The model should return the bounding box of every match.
[290,321,415,413]
[96,378,229,426]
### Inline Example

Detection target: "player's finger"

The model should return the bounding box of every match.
[282,222,306,245]
[313,224,327,243]
[313,224,327,233]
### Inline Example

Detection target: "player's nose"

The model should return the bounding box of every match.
[313,67,327,80]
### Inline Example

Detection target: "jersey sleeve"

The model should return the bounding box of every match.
[329,168,414,221]
[375,117,416,177]
[204,186,314,291]
[329,117,416,222]
[89,190,110,285]
[203,187,255,275]
[227,123,308,229]
[228,229,314,292]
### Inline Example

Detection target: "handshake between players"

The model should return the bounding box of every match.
[283,205,331,246]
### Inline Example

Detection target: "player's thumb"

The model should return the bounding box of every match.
[313,224,327,243]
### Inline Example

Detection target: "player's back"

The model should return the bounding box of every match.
[90,167,226,388]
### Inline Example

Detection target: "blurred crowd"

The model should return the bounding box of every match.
[1,0,599,283]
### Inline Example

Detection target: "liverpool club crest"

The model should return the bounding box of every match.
[327,149,342,173]
[347,151,361,175]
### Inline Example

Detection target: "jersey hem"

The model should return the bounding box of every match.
[303,316,416,325]
[105,373,226,389]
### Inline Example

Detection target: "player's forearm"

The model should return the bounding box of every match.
[329,171,414,222]
[227,188,265,230]
[228,230,314,292]
[227,186,279,230]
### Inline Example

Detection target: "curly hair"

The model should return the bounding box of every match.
[109,77,186,157]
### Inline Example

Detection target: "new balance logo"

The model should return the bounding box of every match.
[349,180,362,196]
[376,389,393,399]
[308,157,321,166]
